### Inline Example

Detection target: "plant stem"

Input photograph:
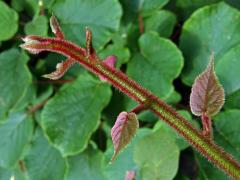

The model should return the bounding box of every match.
[21,37,240,178]
[138,14,144,33]
[130,104,147,114]
[201,112,212,138]
[28,99,49,114]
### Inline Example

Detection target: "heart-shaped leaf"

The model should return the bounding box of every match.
[111,112,139,162]
[190,54,225,116]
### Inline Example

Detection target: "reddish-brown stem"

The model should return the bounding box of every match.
[21,35,240,179]
[130,104,147,114]
[138,14,144,34]
[18,160,26,172]
[201,112,212,138]
[39,1,45,16]
[34,79,74,84]
[28,99,49,113]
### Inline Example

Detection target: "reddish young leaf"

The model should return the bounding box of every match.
[125,170,136,180]
[190,54,225,117]
[85,28,94,57]
[99,55,117,81]
[20,37,44,54]
[111,111,138,162]
[42,58,75,80]
[50,15,65,39]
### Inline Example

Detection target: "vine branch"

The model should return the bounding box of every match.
[20,17,240,179]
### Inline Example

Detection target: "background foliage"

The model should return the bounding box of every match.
[0,0,240,179]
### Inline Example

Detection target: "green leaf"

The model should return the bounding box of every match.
[10,164,27,180]
[24,15,48,36]
[196,109,240,179]
[225,90,240,109]
[12,83,36,112]
[111,112,139,162]
[139,0,169,17]
[134,128,180,180]
[53,0,122,50]
[165,90,181,105]
[190,55,225,117]
[144,10,176,37]
[214,110,240,161]
[31,85,53,107]
[175,0,219,20]
[41,73,112,156]
[0,49,32,122]
[126,32,183,109]
[180,2,240,95]
[0,1,18,41]
[0,167,11,180]
[24,129,67,180]
[0,112,33,168]
[119,0,168,23]
[67,145,107,180]
[11,0,40,16]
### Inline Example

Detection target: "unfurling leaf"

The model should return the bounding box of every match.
[50,15,65,39]
[20,37,43,54]
[20,35,51,54]
[190,54,225,117]
[99,56,117,81]
[85,28,94,57]
[42,58,75,80]
[111,111,138,162]
[125,170,136,180]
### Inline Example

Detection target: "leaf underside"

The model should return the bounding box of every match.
[111,112,139,162]
[190,55,225,116]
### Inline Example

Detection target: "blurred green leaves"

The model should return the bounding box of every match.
[0,1,18,41]
[139,0,169,17]
[25,15,48,36]
[144,10,176,38]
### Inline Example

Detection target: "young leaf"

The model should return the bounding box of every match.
[50,15,65,39]
[190,54,225,116]
[99,56,117,81]
[42,58,75,80]
[125,170,135,180]
[111,112,139,162]
[85,28,94,57]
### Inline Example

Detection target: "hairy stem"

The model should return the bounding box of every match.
[201,112,213,138]
[130,104,147,114]
[21,37,240,178]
